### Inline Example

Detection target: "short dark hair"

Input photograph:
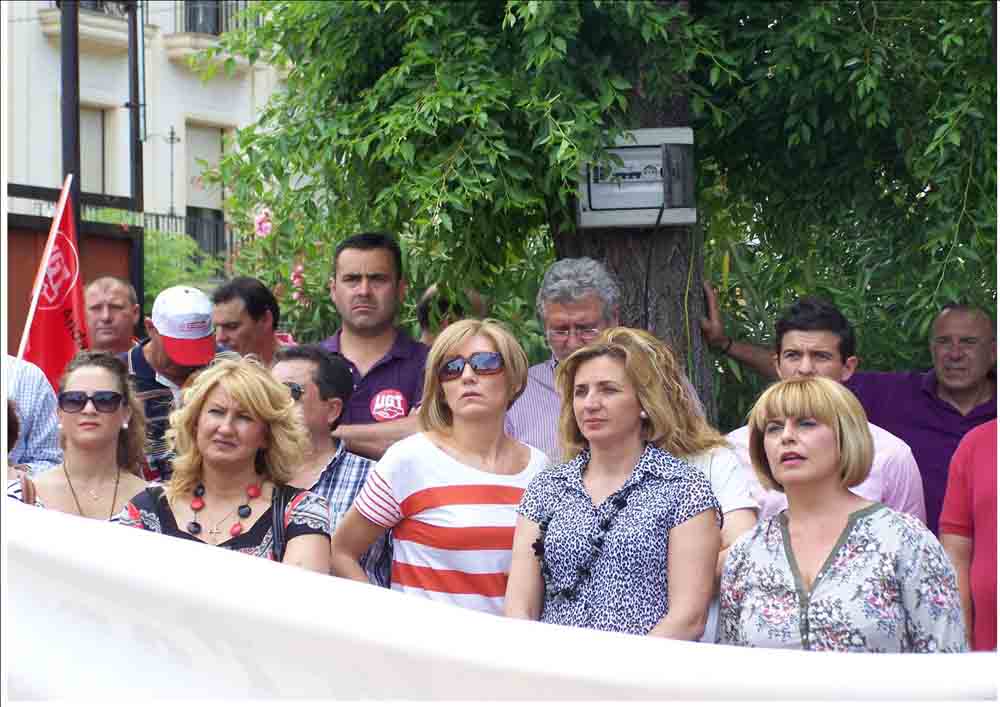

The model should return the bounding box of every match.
[774,297,856,361]
[333,232,403,283]
[212,277,280,329]
[272,345,354,430]
[417,287,464,332]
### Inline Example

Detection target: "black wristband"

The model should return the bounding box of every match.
[720,336,733,355]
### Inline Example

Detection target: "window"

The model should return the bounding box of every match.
[80,106,106,194]
[186,123,226,256]
[184,0,221,35]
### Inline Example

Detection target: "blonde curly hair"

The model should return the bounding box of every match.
[165,355,309,502]
[556,327,726,461]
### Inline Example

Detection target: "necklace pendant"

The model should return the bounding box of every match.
[187,521,203,535]
[229,522,243,537]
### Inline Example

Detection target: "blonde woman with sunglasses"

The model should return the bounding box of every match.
[332,319,549,615]
[7,351,148,517]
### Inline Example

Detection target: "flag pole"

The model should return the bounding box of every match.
[17,173,75,360]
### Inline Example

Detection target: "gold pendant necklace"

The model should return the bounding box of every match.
[62,459,121,520]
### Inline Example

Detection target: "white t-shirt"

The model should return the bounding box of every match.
[684,445,759,643]
[353,433,549,615]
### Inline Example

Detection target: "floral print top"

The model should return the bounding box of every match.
[114,485,331,561]
[518,444,721,635]
[719,503,967,652]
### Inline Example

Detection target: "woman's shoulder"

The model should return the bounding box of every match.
[643,445,711,484]
[381,432,433,461]
[862,504,939,546]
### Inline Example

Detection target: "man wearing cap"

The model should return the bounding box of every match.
[120,285,217,481]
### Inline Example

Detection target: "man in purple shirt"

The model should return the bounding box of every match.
[321,232,428,460]
[702,286,994,534]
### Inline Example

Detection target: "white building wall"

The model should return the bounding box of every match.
[6,0,282,225]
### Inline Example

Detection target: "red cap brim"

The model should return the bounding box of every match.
[161,335,216,367]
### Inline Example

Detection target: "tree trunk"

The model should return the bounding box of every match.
[552,2,718,423]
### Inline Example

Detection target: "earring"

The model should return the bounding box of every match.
[122,422,129,429]
[639,410,648,420]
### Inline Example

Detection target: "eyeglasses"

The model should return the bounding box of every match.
[57,391,124,414]
[546,326,602,343]
[439,351,505,381]
[283,382,304,401]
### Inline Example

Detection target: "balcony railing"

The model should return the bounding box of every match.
[173,0,255,36]
[7,197,233,259]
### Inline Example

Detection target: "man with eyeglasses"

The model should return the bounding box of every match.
[271,344,390,585]
[506,257,704,461]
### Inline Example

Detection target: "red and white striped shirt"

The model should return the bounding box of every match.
[353,433,548,614]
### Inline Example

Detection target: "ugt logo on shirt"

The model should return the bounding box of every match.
[371,389,408,421]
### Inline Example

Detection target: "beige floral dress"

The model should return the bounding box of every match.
[719,503,967,652]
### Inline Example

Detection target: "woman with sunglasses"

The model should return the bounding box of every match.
[7,351,148,517]
[332,319,549,614]
[504,329,722,638]
[115,356,332,572]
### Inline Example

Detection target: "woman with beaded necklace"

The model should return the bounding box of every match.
[115,356,331,572]
[505,329,722,637]
[6,351,148,519]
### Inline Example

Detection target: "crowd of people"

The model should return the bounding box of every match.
[5,231,996,654]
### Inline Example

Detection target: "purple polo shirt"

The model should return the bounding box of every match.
[321,328,428,426]
[846,369,997,536]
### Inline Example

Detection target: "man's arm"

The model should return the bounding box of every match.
[334,415,421,461]
[881,444,927,523]
[939,533,973,644]
[9,361,63,474]
[699,281,776,380]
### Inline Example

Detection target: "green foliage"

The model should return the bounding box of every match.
[143,230,224,316]
[694,1,996,430]
[198,0,994,425]
[200,0,717,352]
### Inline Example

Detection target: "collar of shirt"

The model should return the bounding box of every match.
[546,444,686,494]
[920,368,998,415]
[326,328,421,368]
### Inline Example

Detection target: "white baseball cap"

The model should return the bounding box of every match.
[151,286,215,366]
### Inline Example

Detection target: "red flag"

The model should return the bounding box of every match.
[18,174,89,390]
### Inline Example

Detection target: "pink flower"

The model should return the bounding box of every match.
[291,290,301,301]
[254,208,273,238]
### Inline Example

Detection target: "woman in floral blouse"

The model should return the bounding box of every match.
[504,328,721,637]
[719,377,967,652]
[115,356,332,572]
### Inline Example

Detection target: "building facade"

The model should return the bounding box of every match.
[6,0,284,255]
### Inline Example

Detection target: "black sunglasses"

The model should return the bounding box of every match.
[439,351,505,381]
[58,390,124,414]
[284,382,304,401]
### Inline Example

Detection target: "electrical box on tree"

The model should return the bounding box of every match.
[576,128,696,229]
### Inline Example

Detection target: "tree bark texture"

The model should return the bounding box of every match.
[552,0,718,423]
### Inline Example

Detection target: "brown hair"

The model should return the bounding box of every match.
[59,351,147,475]
[556,327,726,461]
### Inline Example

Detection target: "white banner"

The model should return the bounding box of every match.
[5,500,996,700]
